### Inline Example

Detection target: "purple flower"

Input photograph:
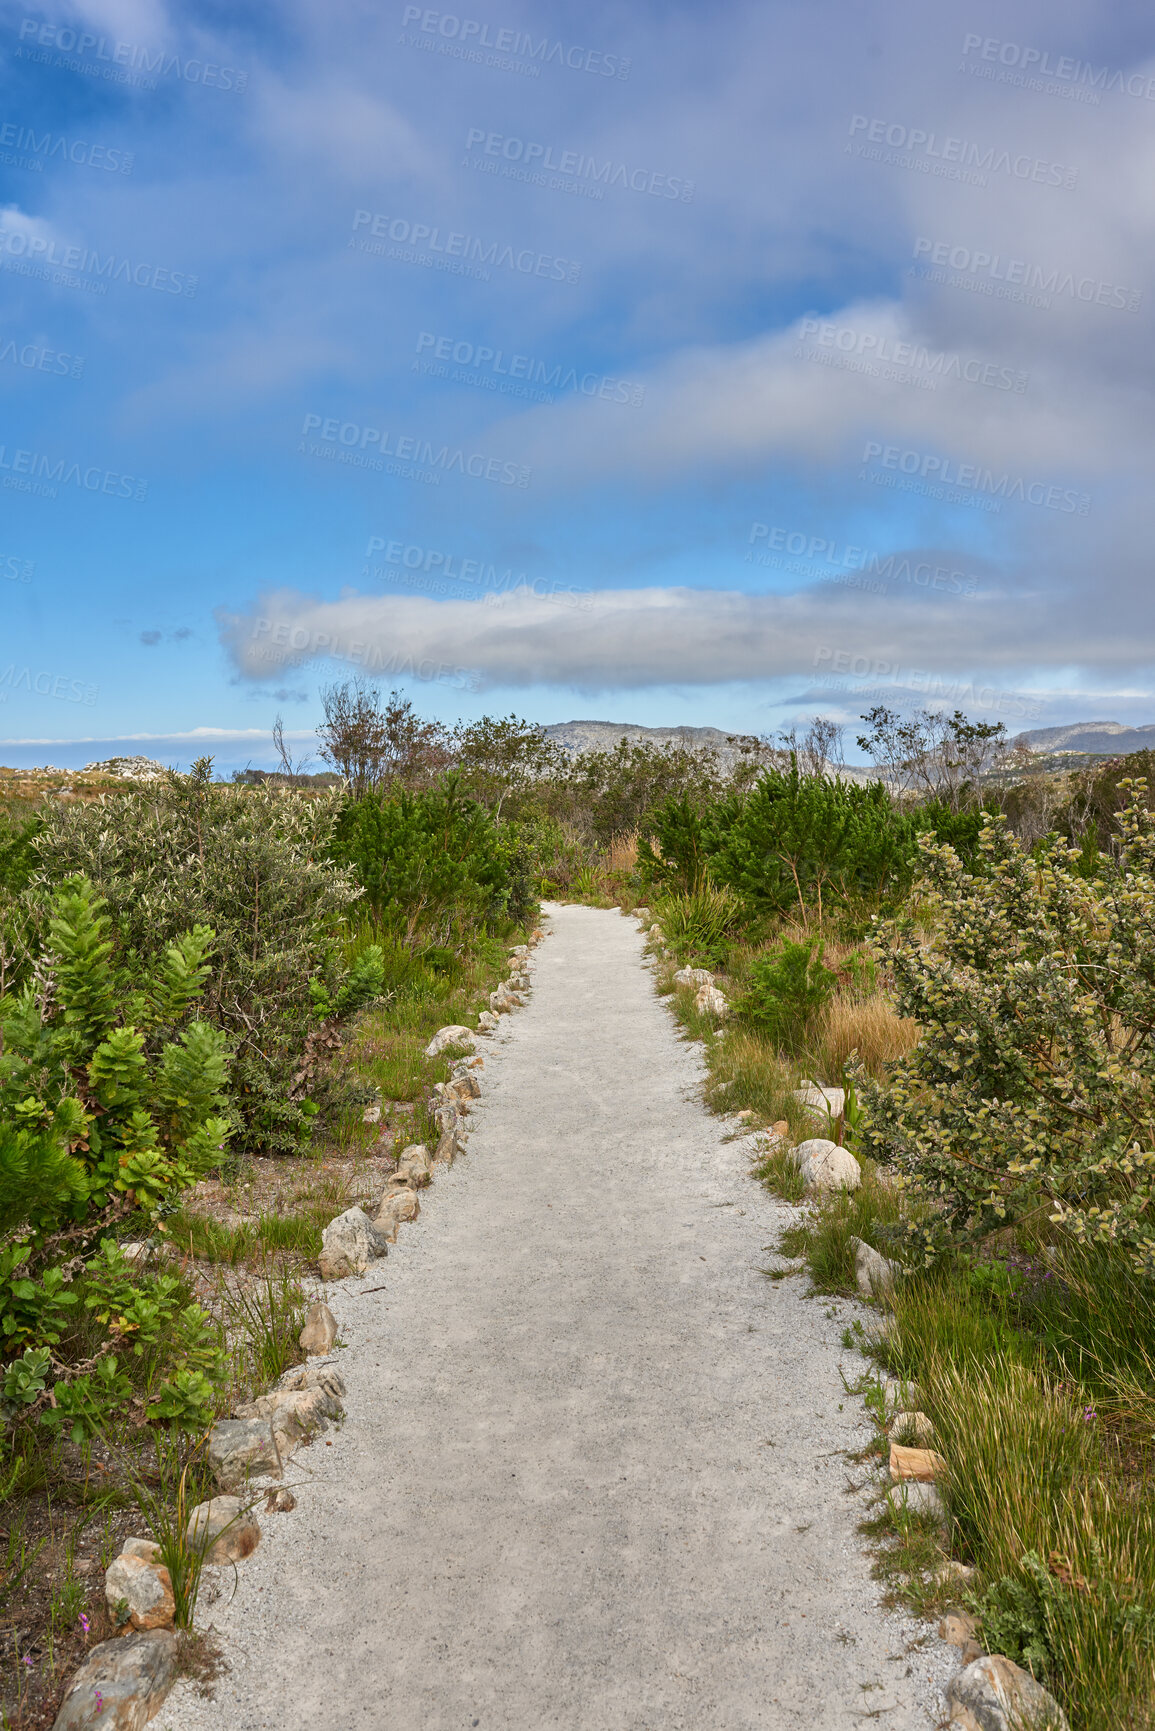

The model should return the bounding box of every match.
[22,1656,33,1667]
[78,1613,90,1634]
[1084,1406,1097,1422]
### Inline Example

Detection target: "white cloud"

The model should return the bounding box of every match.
[216,581,1155,694]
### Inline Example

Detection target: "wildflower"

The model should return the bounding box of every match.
[1084,1405,1097,1422]
[78,1613,90,1634]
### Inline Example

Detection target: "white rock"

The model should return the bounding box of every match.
[793,1137,861,1191]
[53,1629,178,1729]
[674,966,714,989]
[849,1236,899,1297]
[886,1479,945,1522]
[634,906,651,922]
[374,1188,421,1240]
[889,1410,935,1446]
[947,1654,1069,1730]
[794,1081,846,1119]
[395,1143,432,1183]
[648,923,663,939]
[362,1104,382,1123]
[299,1300,338,1356]
[477,1010,499,1031]
[424,1025,476,1057]
[434,1125,461,1164]
[187,1496,261,1564]
[318,1206,388,1280]
[104,1552,174,1630]
[695,984,729,1018]
[207,1418,282,1486]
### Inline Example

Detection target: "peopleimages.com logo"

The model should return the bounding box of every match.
[0,333,84,378]
[299,414,531,488]
[0,664,98,704]
[910,236,1141,312]
[746,524,979,596]
[0,119,133,173]
[414,331,644,406]
[365,538,593,609]
[0,217,197,296]
[464,129,694,200]
[399,9,630,78]
[960,34,1155,101]
[15,19,248,91]
[811,648,1042,719]
[794,317,1027,393]
[861,441,1089,515]
[350,209,581,284]
[0,443,147,501]
[847,114,1077,188]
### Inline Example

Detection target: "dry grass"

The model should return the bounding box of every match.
[605,831,639,873]
[815,991,920,1079]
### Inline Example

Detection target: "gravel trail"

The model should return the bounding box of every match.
[158,903,951,1731]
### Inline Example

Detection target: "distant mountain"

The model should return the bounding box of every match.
[542,720,746,757]
[1013,722,1155,756]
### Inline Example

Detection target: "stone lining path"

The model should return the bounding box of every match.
[158,903,951,1731]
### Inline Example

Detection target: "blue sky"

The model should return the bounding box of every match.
[1,0,1154,772]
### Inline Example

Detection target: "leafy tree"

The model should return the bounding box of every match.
[551,739,726,850]
[735,936,837,1053]
[452,714,567,820]
[705,764,919,919]
[857,707,1010,810]
[318,680,452,795]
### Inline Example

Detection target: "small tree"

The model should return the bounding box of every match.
[857,707,1010,810]
[453,714,567,820]
[317,680,452,795]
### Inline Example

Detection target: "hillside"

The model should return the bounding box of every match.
[1014,721,1155,755]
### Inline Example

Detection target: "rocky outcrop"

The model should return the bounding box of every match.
[849,1237,899,1298]
[424,1025,476,1057]
[299,1300,338,1356]
[207,1418,281,1486]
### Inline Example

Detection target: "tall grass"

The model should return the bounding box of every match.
[814,991,919,1079]
[923,1354,1155,1728]
[653,885,741,966]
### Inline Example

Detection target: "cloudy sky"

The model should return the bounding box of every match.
[1,0,1153,770]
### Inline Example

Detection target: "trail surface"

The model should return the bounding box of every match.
[159,904,951,1731]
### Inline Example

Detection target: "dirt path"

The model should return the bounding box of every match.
[159,904,951,1731]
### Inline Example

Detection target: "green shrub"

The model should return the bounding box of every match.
[643,764,924,922]
[734,936,836,1054]
[652,885,740,965]
[32,762,359,1153]
[330,775,513,941]
[858,791,1155,1272]
[0,876,230,1234]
